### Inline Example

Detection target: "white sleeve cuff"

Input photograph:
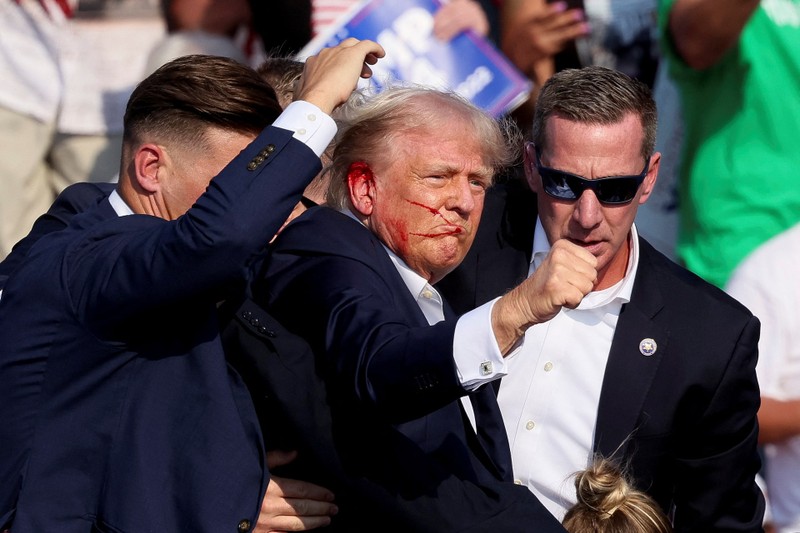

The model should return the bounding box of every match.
[453,297,508,390]
[272,100,337,158]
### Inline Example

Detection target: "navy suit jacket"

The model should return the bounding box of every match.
[436,183,766,532]
[256,206,566,532]
[0,126,321,532]
[0,182,115,289]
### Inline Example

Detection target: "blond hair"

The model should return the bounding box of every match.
[325,85,518,211]
[562,458,672,533]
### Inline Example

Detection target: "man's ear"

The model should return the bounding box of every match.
[523,142,541,194]
[637,152,661,205]
[132,144,165,194]
[347,161,376,216]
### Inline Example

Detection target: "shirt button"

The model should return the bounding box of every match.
[525,420,535,431]
[421,289,433,299]
[544,361,553,372]
[297,128,307,135]
[514,479,523,485]
[237,519,251,532]
[307,113,317,122]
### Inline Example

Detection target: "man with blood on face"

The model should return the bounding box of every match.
[252,86,587,531]
[344,110,493,284]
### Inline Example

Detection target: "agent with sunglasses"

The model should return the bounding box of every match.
[437,66,765,532]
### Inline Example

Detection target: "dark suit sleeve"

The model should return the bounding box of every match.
[0,182,113,288]
[673,315,765,532]
[236,283,567,533]
[264,246,466,423]
[63,127,321,336]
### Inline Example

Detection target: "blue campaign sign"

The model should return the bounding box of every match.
[298,0,532,117]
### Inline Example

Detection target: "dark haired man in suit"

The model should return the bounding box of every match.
[0,39,384,533]
[436,65,765,532]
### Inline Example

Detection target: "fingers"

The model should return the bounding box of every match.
[532,240,597,313]
[266,474,336,503]
[542,5,589,43]
[297,39,386,114]
[257,475,338,533]
[515,239,597,324]
[502,1,588,67]
[256,514,333,533]
[433,0,490,40]
[491,240,597,353]
[266,449,299,470]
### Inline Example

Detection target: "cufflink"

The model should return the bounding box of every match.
[479,361,493,376]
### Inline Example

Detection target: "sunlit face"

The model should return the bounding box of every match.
[160,128,256,219]
[524,113,660,290]
[352,123,493,283]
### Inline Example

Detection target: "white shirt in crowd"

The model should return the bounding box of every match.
[726,222,800,533]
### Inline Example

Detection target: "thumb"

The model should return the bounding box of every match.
[266,449,298,470]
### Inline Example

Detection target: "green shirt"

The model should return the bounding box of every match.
[658,0,800,287]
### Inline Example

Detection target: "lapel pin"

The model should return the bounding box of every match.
[639,338,657,356]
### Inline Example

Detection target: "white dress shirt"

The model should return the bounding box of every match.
[497,218,640,520]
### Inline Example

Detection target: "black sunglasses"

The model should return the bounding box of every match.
[533,146,649,205]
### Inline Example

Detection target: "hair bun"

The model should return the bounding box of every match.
[574,458,630,517]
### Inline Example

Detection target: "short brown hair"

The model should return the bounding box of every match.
[532,66,657,161]
[123,54,282,153]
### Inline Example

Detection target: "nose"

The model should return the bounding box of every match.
[572,188,603,229]
[445,176,478,215]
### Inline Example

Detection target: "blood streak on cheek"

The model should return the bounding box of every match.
[388,219,410,255]
[406,200,452,224]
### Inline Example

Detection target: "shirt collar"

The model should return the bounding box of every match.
[531,219,640,308]
[108,189,134,217]
[341,208,441,303]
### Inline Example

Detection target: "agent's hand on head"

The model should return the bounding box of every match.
[256,450,338,532]
[296,38,386,115]
[491,239,597,353]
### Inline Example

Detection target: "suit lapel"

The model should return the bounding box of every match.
[593,240,669,458]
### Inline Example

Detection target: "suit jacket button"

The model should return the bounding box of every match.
[237,518,251,532]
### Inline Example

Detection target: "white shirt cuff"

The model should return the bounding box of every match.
[272,100,337,158]
[453,297,508,390]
